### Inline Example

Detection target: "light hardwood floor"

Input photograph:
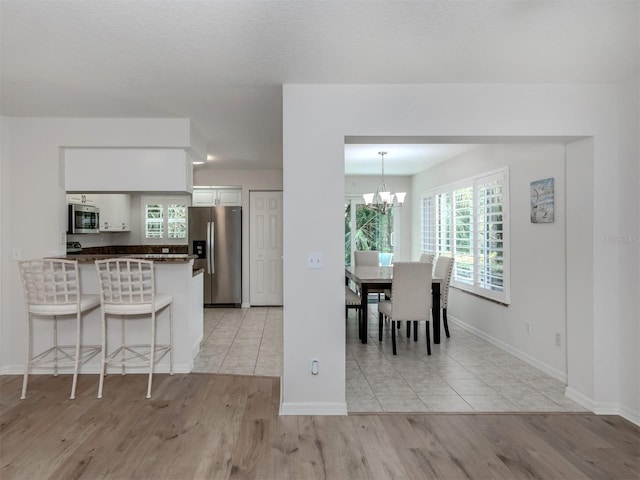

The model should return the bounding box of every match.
[1,373,638,480]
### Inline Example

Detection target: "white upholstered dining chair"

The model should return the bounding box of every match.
[345,286,362,323]
[95,258,173,399]
[354,250,384,300]
[377,262,433,355]
[434,255,455,338]
[18,258,101,400]
[419,253,435,265]
[385,252,435,301]
[353,250,379,267]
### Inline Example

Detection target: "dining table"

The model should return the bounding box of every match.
[345,265,442,345]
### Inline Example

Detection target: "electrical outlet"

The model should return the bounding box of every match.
[307,252,323,269]
[12,248,21,261]
[555,333,561,347]
[310,359,319,375]
[162,248,170,253]
[526,322,531,334]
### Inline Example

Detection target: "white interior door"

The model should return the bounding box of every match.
[250,191,283,305]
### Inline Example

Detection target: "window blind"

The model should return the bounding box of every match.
[420,167,509,304]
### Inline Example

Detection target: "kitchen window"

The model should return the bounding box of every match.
[141,195,189,245]
[421,167,510,304]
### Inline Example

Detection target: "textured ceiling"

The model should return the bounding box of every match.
[1,0,638,172]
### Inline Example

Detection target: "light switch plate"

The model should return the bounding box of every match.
[307,252,323,269]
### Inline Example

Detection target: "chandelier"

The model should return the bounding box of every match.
[363,151,406,215]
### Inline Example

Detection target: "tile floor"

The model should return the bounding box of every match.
[192,306,283,377]
[193,305,588,414]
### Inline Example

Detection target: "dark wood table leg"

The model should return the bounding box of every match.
[432,282,441,344]
[360,283,369,344]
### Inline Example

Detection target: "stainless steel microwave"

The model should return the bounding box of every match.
[68,204,100,234]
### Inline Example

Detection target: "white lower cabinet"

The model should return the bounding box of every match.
[98,194,131,232]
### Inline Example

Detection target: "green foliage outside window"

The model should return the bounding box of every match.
[345,202,394,266]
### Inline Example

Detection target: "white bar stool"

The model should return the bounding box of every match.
[95,258,173,399]
[18,258,101,399]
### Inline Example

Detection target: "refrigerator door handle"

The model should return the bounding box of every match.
[207,221,215,274]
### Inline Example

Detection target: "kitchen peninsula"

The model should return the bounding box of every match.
[50,247,204,375]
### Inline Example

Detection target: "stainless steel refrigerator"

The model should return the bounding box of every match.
[188,206,242,306]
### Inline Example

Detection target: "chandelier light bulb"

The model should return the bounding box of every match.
[363,152,406,214]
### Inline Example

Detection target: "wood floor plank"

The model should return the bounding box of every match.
[473,414,591,480]
[350,415,410,479]
[61,375,184,479]
[521,413,640,479]
[228,376,276,479]
[1,374,638,480]
[314,415,384,479]
[410,414,516,479]
[378,416,443,479]
[279,416,328,480]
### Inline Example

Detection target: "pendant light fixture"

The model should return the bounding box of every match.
[363,151,406,215]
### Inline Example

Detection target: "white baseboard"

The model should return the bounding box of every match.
[565,387,640,426]
[448,316,567,383]
[564,386,595,411]
[619,405,640,426]
[280,402,347,416]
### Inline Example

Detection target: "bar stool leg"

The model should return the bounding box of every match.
[20,314,32,400]
[169,303,173,376]
[97,312,107,399]
[70,312,82,399]
[53,316,59,376]
[147,311,156,399]
[121,315,126,376]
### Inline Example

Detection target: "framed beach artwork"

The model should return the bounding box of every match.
[530,177,554,223]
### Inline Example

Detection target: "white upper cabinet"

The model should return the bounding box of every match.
[98,194,131,232]
[192,188,242,206]
[67,193,98,205]
[65,148,193,193]
[192,189,217,206]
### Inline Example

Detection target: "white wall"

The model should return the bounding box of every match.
[615,75,640,421]
[345,175,412,261]
[0,117,202,373]
[193,168,283,307]
[411,143,567,379]
[282,83,638,423]
[565,137,596,403]
[0,117,11,368]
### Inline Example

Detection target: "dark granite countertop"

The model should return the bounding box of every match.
[53,245,197,264]
[57,253,197,264]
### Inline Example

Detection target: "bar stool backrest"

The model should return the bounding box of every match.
[95,258,155,305]
[19,259,80,308]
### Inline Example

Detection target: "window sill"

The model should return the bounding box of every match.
[451,285,509,306]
